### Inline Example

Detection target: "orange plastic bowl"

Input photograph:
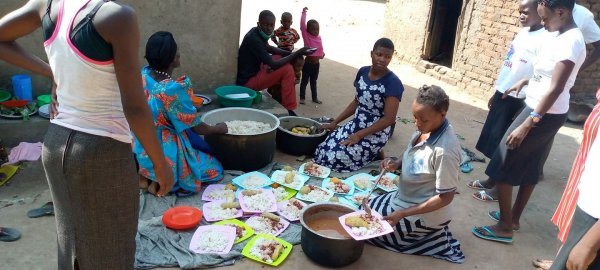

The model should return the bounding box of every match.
[191,95,204,107]
[162,206,202,230]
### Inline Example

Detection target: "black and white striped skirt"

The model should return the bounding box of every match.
[362,192,465,264]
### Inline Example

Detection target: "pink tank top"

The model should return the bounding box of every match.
[44,0,131,143]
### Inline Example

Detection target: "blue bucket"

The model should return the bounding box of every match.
[12,74,33,101]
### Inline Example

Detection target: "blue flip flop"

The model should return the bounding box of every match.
[460,162,473,173]
[0,227,21,242]
[487,211,520,231]
[27,202,54,218]
[472,226,513,243]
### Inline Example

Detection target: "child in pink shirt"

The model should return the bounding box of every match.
[300,7,325,104]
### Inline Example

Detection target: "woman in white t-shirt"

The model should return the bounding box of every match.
[473,0,586,243]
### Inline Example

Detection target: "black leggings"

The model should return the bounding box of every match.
[300,62,320,100]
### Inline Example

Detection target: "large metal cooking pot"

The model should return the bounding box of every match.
[201,108,279,172]
[300,203,364,267]
[276,116,328,156]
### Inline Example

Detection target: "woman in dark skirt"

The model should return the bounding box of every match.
[472,0,587,243]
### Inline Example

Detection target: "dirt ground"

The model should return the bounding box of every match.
[0,0,587,269]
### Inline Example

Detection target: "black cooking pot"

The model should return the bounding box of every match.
[201,108,280,172]
[300,203,364,267]
[276,116,328,156]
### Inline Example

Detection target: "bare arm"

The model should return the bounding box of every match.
[580,40,600,70]
[383,192,455,225]
[262,46,308,70]
[0,0,52,79]
[506,60,575,149]
[341,96,399,146]
[95,4,173,196]
[567,220,600,270]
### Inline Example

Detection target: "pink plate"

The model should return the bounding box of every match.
[276,200,307,222]
[201,184,236,202]
[245,215,290,237]
[338,210,394,241]
[238,189,277,213]
[202,201,243,222]
[189,225,236,254]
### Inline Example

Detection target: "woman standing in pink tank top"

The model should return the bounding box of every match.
[0,1,173,269]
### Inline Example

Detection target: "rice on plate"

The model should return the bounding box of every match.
[202,184,237,201]
[226,120,271,135]
[195,230,232,253]
[271,170,308,190]
[243,175,269,189]
[297,185,333,202]
[272,186,289,202]
[277,199,306,221]
[203,201,242,221]
[249,238,286,264]
[245,214,289,236]
[343,214,385,237]
[239,189,277,213]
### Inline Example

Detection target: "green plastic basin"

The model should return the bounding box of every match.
[215,86,257,107]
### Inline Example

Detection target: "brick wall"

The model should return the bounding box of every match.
[385,0,600,103]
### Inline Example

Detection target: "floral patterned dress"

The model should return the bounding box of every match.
[314,66,403,172]
[133,66,223,193]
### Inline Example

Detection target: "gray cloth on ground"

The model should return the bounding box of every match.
[135,163,303,269]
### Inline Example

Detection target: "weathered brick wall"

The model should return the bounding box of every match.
[385,0,600,102]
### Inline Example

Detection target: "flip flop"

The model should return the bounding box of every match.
[27,202,54,218]
[0,165,19,187]
[487,210,520,231]
[0,227,21,242]
[466,179,489,190]
[460,162,473,173]
[532,259,553,270]
[174,189,195,198]
[471,226,513,243]
[473,190,498,202]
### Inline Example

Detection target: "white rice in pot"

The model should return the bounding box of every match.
[226,120,271,135]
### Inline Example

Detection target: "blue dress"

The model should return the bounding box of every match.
[132,66,223,193]
[314,66,403,172]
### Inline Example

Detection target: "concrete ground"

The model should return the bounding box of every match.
[0,0,586,269]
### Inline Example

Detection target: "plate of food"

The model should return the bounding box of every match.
[245,213,290,236]
[194,94,212,105]
[276,198,307,222]
[270,183,298,202]
[238,189,277,213]
[322,177,355,196]
[346,173,376,191]
[214,219,254,244]
[202,201,243,222]
[231,172,273,190]
[0,101,38,120]
[241,234,293,266]
[299,162,331,178]
[338,197,359,209]
[344,191,378,206]
[376,172,400,192]
[270,170,310,190]
[296,184,334,203]
[201,184,237,202]
[189,225,236,254]
[338,210,394,241]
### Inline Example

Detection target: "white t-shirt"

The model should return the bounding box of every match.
[577,138,600,219]
[573,4,600,44]
[525,29,586,114]
[495,27,551,98]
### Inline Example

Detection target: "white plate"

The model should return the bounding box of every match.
[299,162,331,178]
[194,94,212,105]
[0,107,38,119]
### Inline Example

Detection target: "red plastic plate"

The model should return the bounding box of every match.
[162,206,202,230]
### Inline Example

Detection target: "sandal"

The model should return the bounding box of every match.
[0,227,21,242]
[466,179,489,190]
[532,259,553,270]
[472,190,498,202]
[174,189,195,198]
[27,202,54,218]
[487,210,520,231]
[472,226,513,243]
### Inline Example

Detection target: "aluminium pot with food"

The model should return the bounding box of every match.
[201,108,280,172]
[276,116,328,156]
[300,203,364,267]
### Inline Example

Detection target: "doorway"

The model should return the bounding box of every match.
[422,0,463,67]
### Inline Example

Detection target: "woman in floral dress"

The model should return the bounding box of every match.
[314,38,403,172]
[133,32,226,196]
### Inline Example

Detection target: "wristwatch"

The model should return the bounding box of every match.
[529,111,542,123]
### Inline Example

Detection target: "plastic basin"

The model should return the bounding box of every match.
[215,86,257,107]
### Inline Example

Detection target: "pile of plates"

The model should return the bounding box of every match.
[38,104,50,119]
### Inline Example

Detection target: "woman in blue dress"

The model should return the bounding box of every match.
[314,38,403,172]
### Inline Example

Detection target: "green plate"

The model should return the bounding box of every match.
[0,90,11,102]
[271,184,298,202]
[214,219,254,244]
[241,234,293,267]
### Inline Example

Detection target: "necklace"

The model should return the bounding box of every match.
[152,68,172,81]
